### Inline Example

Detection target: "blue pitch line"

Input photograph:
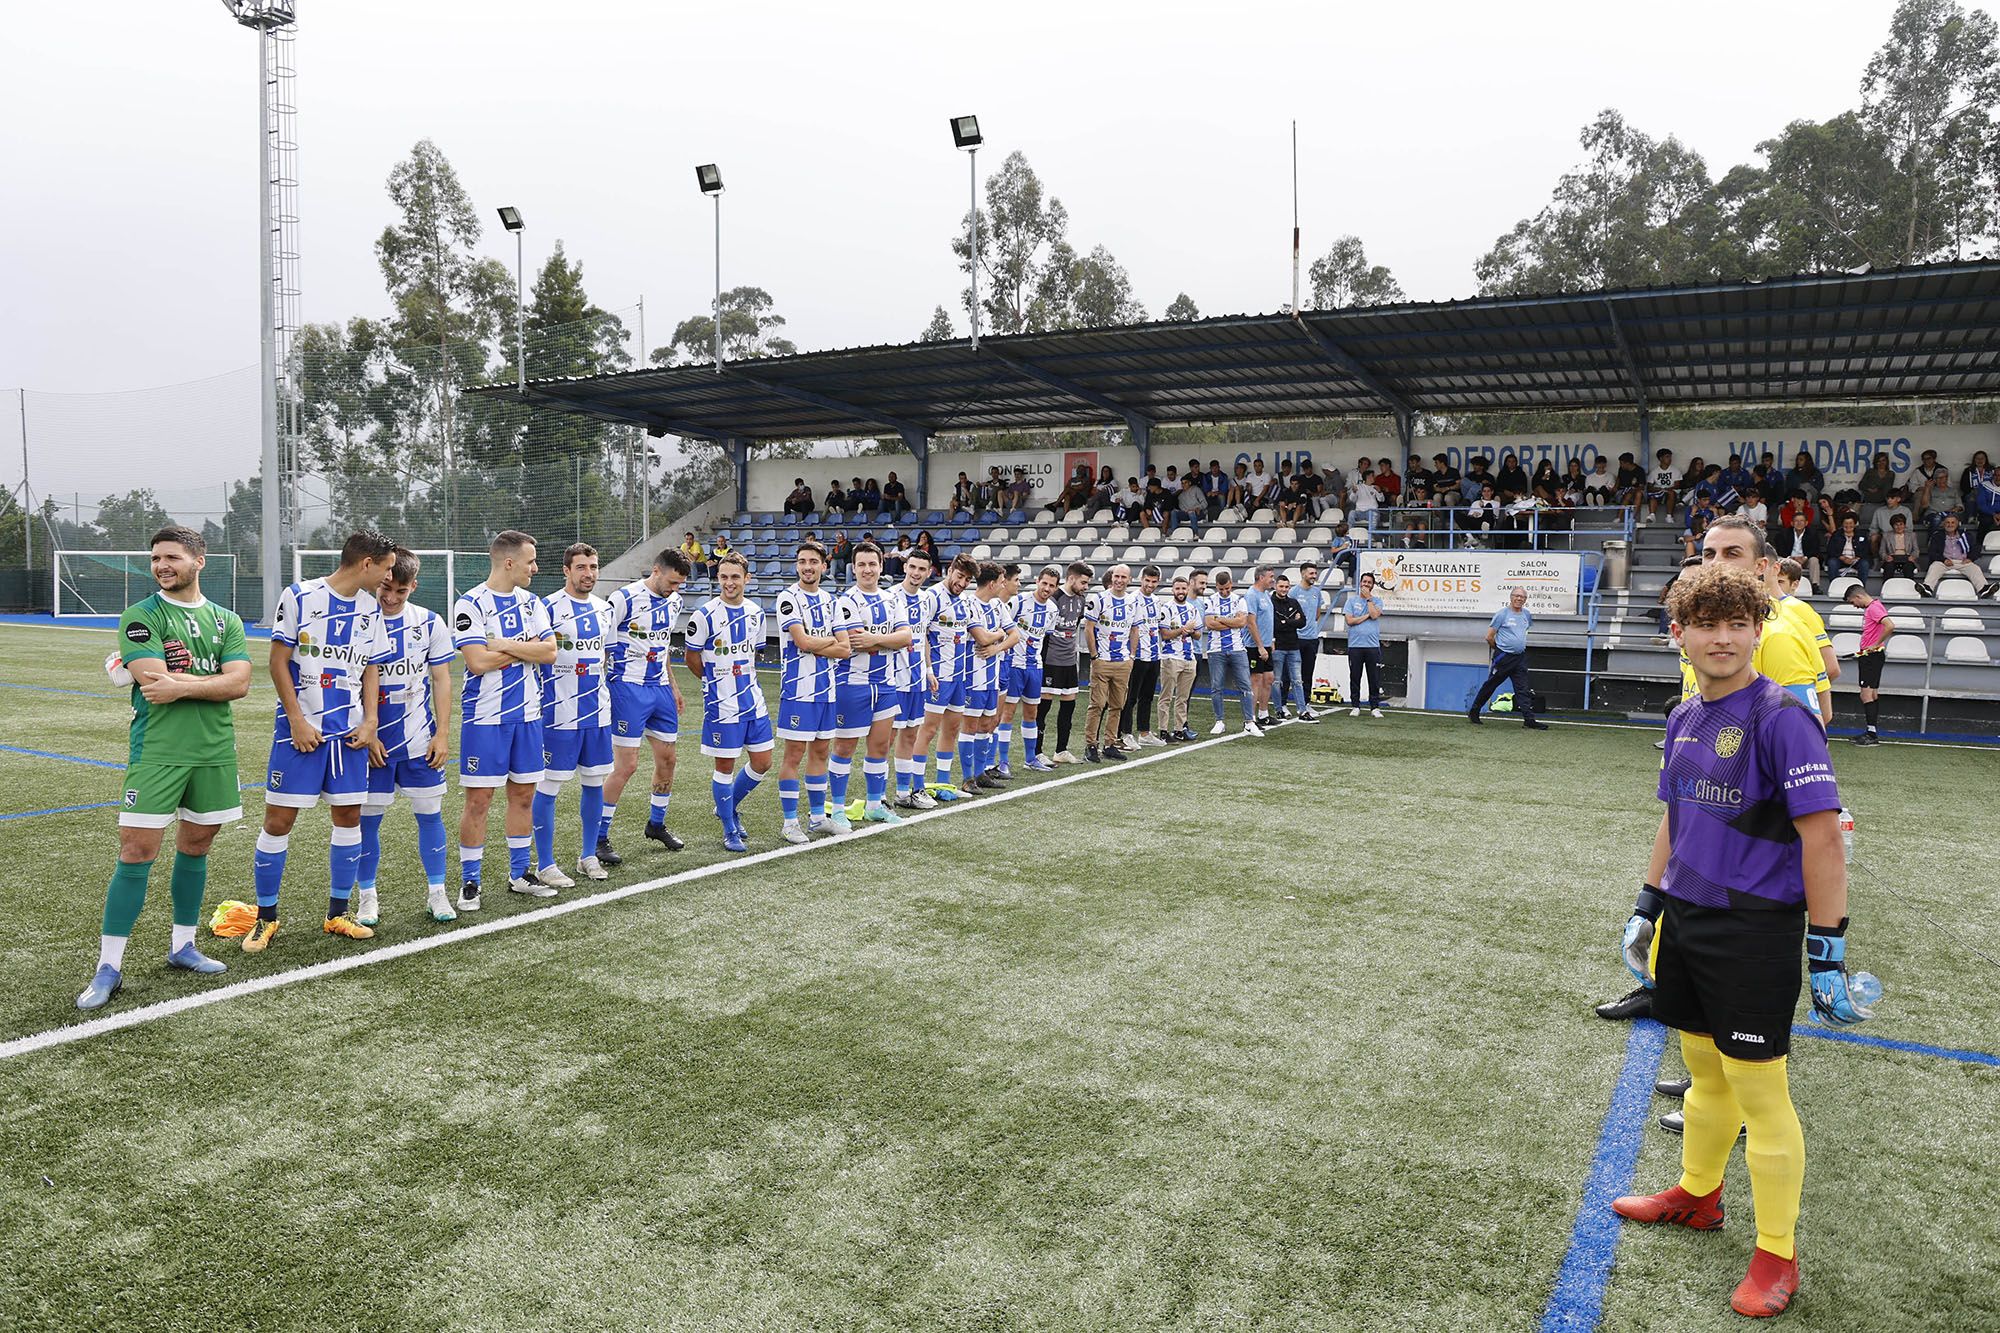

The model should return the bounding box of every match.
[1,781,267,824]
[1793,1024,2000,1068]
[0,613,275,639]
[0,681,122,699]
[0,743,126,770]
[1539,1018,1669,1333]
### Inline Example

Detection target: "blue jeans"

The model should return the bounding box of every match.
[1208,649,1251,722]
[1272,648,1304,709]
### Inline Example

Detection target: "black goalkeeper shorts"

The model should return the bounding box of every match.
[1650,896,1806,1060]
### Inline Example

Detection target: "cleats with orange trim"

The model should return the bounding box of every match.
[242,919,280,953]
[1610,1183,1724,1230]
[322,915,375,940]
[1731,1246,1800,1317]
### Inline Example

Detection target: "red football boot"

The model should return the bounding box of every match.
[1731,1246,1800,1317]
[1610,1182,1725,1230]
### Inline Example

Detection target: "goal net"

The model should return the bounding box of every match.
[54,550,240,619]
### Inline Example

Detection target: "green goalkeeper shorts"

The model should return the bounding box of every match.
[119,761,244,829]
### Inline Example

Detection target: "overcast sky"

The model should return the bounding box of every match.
[3,0,1911,496]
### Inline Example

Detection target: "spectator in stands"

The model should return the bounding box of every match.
[1092,466,1119,515]
[1972,453,2000,536]
[1271,573,1310,721]
[1276,467,1311,527]
[857,478,882,514]
[1342,571,1386,717]
[1223,460,1251,512]
[952,471,976,513]
[1296,460,1328,517]
[1173,475,1205,530]
[784,478,816,517]
[1053,469,1093,520]
[829,530,852,581]
[1242,458,1278,513]
[1770,507,1824,587]
[1788,449,1826,503]
[1323,460,1349,509]
[1399,483,1435,548]
[1613,452,1644,509]
[1108,477,1142,523]
[1531,460,1558,496]
[1349,468,1384,526]
[914,530,940,566]
[1324,522,1361,582]
[680,531,706,572]
[1870,488,1914,556]
[1843,583,1895,745]
[1201,460,1231,518]
[707,533,734,581]
[1675,456,1707,513]
[1913,446,1949,499]
[1466,587,1548,729]
[1007,467,1032,511]
[1682,504,1713,561]
[1739,487,1769,529]
[1878,513,1920,580]
[1501,488,1538,549]
[1135,477,1166,529]
[1959,449,1993,503]
[1492,452,1528,500]
[1920,466,1966,532]
[975,467,1002,511]
[1827,515,1869,584]
[1857,453,1894,528]
[1641,448,1679,526]
[882,471,910,517]
[823,479,848,514]
[1720,453,1754,497]
[1581,456,1616,508]
[1405,455,1433,497]
[1924,514,1992,596]
[885,535,910,582]
[1465,482,1502,546]
[1461,456,1493,506]
[1373,459,1402,504]
[1431,454,1463,508]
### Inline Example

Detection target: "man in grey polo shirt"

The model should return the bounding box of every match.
[1466,587,1548,729]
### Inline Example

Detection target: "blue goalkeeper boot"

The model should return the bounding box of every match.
[76,964,122,1011]
[167,943,228,975]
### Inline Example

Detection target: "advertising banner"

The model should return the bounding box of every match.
[1356,550,1581,616]
[1309,651,1349,705]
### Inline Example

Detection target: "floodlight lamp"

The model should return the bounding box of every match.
[951,115,982,149]
[696,164,723,195]
[497,206,524,232]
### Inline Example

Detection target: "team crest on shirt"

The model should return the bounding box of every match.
[1713,725,1744,758]
[466,756,479,772]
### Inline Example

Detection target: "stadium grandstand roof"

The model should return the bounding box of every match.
[473,259,2000,443]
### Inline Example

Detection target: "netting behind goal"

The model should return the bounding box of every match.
[293,549,458,616]
[54,551,240,619]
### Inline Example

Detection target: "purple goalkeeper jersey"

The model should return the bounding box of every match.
[1657,673,1841,911]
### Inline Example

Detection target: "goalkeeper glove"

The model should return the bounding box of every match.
[1621,884,1665,988]
[1807,917,1872,1024]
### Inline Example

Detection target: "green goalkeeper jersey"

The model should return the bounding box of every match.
[118,593,251,766]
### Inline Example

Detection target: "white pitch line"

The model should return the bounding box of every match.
[0,728,1251,1064]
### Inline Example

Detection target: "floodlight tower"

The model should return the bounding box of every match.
[696,165,724,371]
[950,116,982,348]
[222,0,300,624]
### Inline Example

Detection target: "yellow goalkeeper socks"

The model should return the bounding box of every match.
[1721,1051,1805,1260]
[1676,1032,1743,1197]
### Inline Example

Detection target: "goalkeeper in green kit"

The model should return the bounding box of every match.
[77,526,253,1010]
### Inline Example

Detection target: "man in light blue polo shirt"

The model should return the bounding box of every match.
[1293,563,1326,718]
[1243,566,1277,726]
[1467,586,1548,729]
[1342,572,1386,717]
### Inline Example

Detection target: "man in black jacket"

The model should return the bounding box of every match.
[1270,575,1315,722]
[1770,508,1824,588]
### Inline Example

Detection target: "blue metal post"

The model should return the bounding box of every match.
[1129,419,1150,476]
[730,438,749,514]
[899,428,931,512]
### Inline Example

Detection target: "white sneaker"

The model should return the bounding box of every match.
[782,819,811,845]
[532,864,576,891]
[509,875,558,899]
[1140,734,1166,748]
[1350,707,1361,718]
[1052,750,1078,765]
[456,885,482,913]
[355,887,380,927]
[1371,708,1384,718]
[1244,720,1265,737]
[1210,721,1226,736]
[910,790,939,810]
[807,814,832,833]
[1120,733,1139,751]
[1300,707,1319,720]
[427,886,457,922]
[577,855,608,881]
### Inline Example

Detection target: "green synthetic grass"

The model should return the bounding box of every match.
[0,621,1995,1331]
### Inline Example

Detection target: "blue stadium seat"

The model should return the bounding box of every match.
[756,512,777,527]
[1005,509,1028,524]
[734,511,754,525]
[978,510,1001,524]
[925,511,946,525]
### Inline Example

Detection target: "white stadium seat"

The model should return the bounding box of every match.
[1155,545,1180,562]
[1105,524,1131,541]
[1985,530,2000,552]
[1218,507,1245,523]
[1305,526,1334,545]
[971,544,992,560]
[1027,544,1052,562]
[1322,507,1345,526]
[1138,527,1162,542]
[1044,526,1069,543]
[1188,545,1216,564]
[1201,527,1230,545]
[1988,554,2000,576]
[1828,611,1864,631]
[1945,636,1993,663]
[1271,526,1298,544]
[1016,526,1039,542]
[1121,545,1146,563]
[988,527,1010,543]
[1935,578,1979,602]
[1295,548,1322,567]
[1222,545,1250,564]
[1090,544,1115,562]
[1940,610,1983,632]
[1887,636,1926,661]
[1074,526,1100,542]
[997,544,1021,561]
[1880,576,1921,601]
[1327,569,1347,588]
[1826,576,1861,601]
[1831,632,1861,657]
[1236,526,1263,545]
[1058,544,1083,562]
[1258,546,1286,566]
[1887,606,1925,629]
[1249,507,1276,524]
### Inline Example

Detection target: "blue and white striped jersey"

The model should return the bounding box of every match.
[272,577,394,740]
[1085,588,1142,664]
[836,585,900,690]
[541,592,613,731]
[1133,590,1164,662]
[453,582,554,726]
[969,595,1009,691]
[376,606,455,759]
[879,587,918,692]
[605,579,683,687]
[926,584,974,684]
[683,596,768,724]
[1158,596,1202,663]
[1009,592,1056,669]
[893,581,936,685]
[1204,590,1250,654]
[776,583,843,704]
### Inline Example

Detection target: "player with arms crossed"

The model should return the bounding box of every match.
[599,548,691,859]
[890,547,941,808]
[682,551,773,851]
[1611,564,1866,1318]
[827,542,912,828]
[79,526,252,1009]
[773,539,852,843]
[357,548,457,925]
[532,542,614,887]
[251,529,397,950]
[453,530,557,910]
[999,563,1059,773]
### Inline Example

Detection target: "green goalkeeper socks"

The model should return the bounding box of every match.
[169,851,208,929]
[101,859,155,938]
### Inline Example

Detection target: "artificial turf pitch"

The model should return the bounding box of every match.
[0,621,1994,1331]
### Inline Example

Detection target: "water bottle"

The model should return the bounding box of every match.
[1838,807,1855,863]
[1850,971,1882,1015]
